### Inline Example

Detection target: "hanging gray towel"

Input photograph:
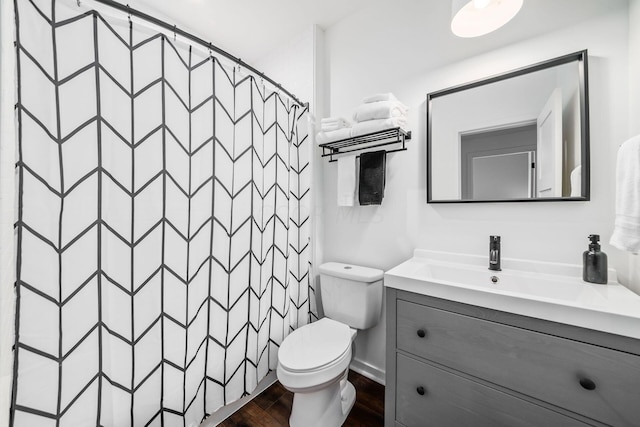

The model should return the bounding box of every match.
[359,150,386,205]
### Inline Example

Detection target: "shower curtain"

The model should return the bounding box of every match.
[11,0,315,426]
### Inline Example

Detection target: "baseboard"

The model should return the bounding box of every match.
[350,357,385,386]
[200,371,277,426]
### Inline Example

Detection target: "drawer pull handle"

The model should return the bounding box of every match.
[416,329,427,338]
[416,386,426,396]
[579,378,596,391]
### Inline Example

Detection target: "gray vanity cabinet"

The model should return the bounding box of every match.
[385,288,640,427]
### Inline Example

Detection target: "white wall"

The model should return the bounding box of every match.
[625,0,640,293]
[254,26,315,112]
[631,0,640,137]
[323,5,634,379]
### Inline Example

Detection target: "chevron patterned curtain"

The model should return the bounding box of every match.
[11,1,316,426]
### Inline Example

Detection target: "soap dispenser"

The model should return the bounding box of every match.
[583,234,608,284]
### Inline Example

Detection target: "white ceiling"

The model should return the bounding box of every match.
[121,0,627,65]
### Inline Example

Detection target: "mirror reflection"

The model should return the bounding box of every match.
[427,51,589,203]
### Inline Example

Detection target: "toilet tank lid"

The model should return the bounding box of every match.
[319,262,384,282]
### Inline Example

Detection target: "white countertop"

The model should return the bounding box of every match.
[384,249,640,340]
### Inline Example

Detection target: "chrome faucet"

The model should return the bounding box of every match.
[489,235,501,271]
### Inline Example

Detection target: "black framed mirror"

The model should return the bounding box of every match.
[426,50,589,203]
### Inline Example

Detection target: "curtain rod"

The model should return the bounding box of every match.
[92,0,306,107]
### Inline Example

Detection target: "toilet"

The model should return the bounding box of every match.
[276,262,384,427]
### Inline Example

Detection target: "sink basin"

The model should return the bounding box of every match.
[385,250,640,339]
[415,261,605,303]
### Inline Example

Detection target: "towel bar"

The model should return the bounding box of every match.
[319,127,411,162]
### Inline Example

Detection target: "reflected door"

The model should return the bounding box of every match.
[536,88,563,197]
[472,152,534,199]
[460,124,536,200]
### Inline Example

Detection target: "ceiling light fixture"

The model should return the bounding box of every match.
[451,0,523,38]
[473,0,492,9]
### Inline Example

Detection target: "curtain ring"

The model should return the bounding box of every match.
[237,60,242,75]
[173,25,177,42]
[126,4,131,22]
[208,43,213,58]
[76,0,81,7]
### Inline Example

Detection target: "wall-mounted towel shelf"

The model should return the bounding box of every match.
[319,127,411,162]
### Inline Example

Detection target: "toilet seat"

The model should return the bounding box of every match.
[278,318,352,373]
[277,318,355,391]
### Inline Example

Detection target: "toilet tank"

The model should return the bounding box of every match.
[319,262,384,330]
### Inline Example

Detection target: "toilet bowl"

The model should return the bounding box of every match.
[277,318,357,427]
[276,262,384,427]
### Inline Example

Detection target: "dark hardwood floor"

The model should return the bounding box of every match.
[218,370,385,426]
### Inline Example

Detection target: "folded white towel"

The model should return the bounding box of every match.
[320,117,351,132]
[351,117,407,137]
[322,123,346,132]
[316,128,352,145]
[353,101,408,123]
[362,93,398,103]
[570,165,582,197]
[610,135,640,252]
[337,154,357,207]
[321,117,347,124]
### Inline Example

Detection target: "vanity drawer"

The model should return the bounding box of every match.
[397,300,640,427]
[396,353,587,427]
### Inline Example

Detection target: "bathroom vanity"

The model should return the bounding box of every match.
[384,250,640,427]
